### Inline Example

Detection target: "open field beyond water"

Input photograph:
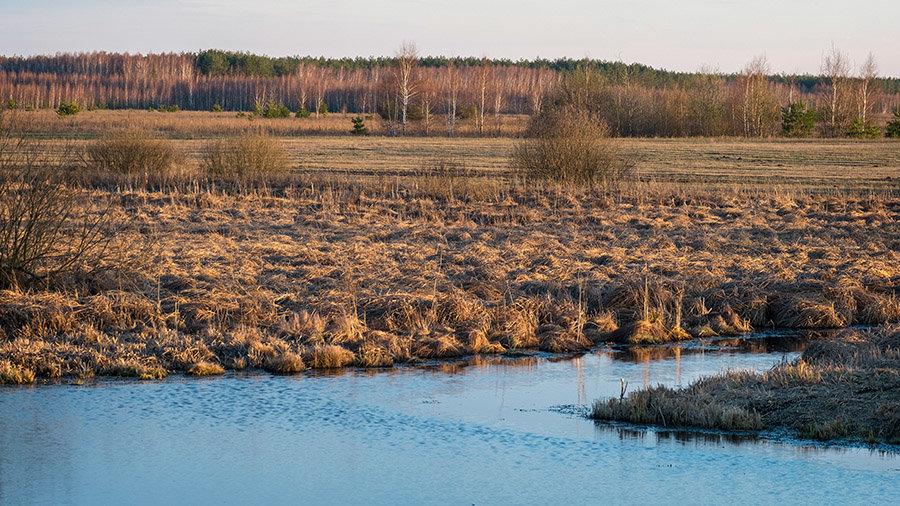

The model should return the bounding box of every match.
[20,109,900,191]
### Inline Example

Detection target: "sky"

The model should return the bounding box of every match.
[3,0,899,77]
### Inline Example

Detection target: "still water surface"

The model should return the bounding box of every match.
[1,335,898,505]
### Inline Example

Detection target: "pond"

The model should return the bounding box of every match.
[1,333,897,504]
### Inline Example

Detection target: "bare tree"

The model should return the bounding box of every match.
[821,45,851,137]
[492,67,505,136]
[420,70,434,136]
[393,42,419,136]
[736,56,778,137]
[477,59,488,136]
[444,63,459,137]
[858,52,879,125]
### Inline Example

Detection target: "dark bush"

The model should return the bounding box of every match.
[781,102,817,138]
[847,119,881,139]
[57,101,82,117]
[350,116,369,135]
[0,110,109,288]
[885,111,900,139]
[263,101,291,119]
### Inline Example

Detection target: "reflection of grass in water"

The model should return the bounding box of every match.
[612,425,763,448]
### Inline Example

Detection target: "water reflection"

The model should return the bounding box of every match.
[609,425,761,447]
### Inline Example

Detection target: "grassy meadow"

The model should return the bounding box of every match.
[1,109,899,392]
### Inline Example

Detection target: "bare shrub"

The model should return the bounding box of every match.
[512,105,631,186]
[84,133,183,182]
[201,134,290,179]
[0,111,111,289]
[85,132,181,176]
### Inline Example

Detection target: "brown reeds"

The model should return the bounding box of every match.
[0,126,898,383]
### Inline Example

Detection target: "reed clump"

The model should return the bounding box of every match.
[263,352,306,374]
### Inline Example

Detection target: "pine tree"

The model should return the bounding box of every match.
[350,116,369,135]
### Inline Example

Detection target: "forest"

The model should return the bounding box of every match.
[2,49,899,138]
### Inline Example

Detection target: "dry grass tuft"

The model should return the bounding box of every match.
[263,352,306,374]
[0,360,36,384]
[186,360,226,376]
[354,341,395,367]
[610,319,671,345]
[592,385,764,431]
[305,344,355,368]
[467,329,506,354]
[106,360,168,380]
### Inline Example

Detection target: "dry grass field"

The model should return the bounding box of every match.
[27,136,900,191]
[1,109,899,388]
[27,109,530,139]
[1,181,899,383]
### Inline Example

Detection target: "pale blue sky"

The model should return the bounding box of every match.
[4,0,899,76]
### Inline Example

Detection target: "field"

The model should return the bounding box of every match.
[23,108,900,191]
[26,109,531,139]
[1,110,900,390]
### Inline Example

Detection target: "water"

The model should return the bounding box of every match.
[1,335,898,505]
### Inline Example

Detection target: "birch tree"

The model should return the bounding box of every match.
[394,42,418,136]
[858,52,878,125]
[822,45,851,137]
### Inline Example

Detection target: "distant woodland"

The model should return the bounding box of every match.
[2,49,899,137]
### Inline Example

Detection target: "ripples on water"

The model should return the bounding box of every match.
[1,334,898,505]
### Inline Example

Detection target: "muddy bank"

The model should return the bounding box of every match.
[591,326,900,444]
[1,185,899,383]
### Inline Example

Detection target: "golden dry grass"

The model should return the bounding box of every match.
[187,360,226,376]
[27,109,530,139]
[0,179,898,382]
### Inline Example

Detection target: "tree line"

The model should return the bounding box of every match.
[1,48,898,137]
